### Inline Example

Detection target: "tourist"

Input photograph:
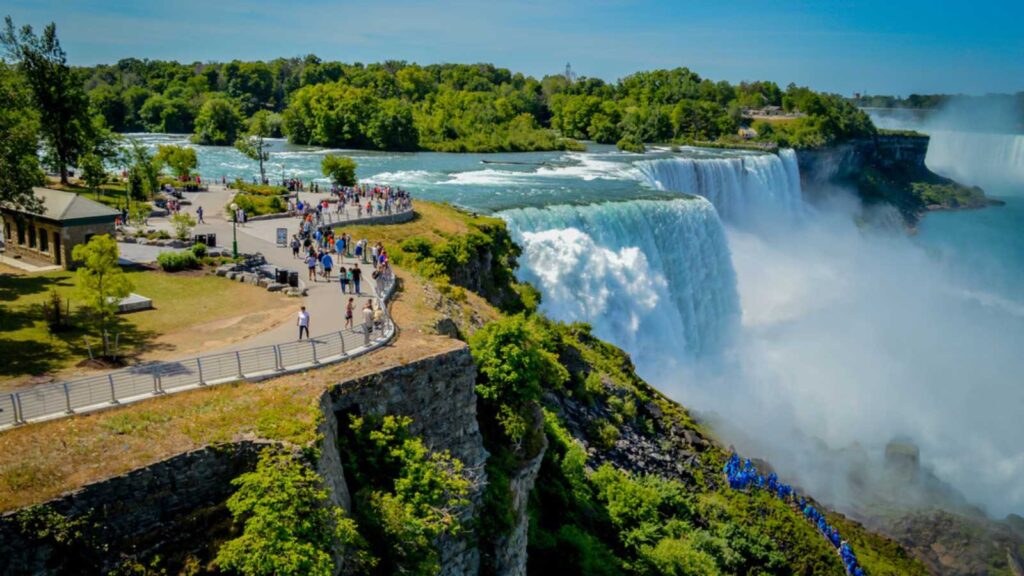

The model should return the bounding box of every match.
[351,264,362,294]
[196,205,205,224]
[320,251,333,281]
[305,252,318,282]
[297,306,310,340]
[373,302,384,330]
[362,300,374,334]
[290,235,300,258]
[339,265,349,293]
[345,298,354,329]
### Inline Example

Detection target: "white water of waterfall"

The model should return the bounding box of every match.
[635,149,805,228]
[926,130,1024,192]
[501,198,740,382]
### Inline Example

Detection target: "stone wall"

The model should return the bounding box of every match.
[321,346,488,576]
[0,441,270,575]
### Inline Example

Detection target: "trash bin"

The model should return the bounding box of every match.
[206,233,216,247]
[276,269,289,284]
[194,233,207,245]
[288,271,299,288]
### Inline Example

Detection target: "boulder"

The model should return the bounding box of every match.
[267,283,286,292]
[258,277,272,288]
[136,238,149,246]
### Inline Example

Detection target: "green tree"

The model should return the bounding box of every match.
[122,139,160,201]
[155,144,198,179]
[2,17,93,184]
[71,235,133,357]
[192,95,243,144]
[216,451,364,576]
[0,62,43,210]
[235,109,274,182]
[78,152,106,199]
[321,155,357,187]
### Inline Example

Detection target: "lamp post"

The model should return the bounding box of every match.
[230,201,239,259]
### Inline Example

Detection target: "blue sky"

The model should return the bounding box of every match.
[5,0,1023,95]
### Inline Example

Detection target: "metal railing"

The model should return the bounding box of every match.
[315,202,413,226]
[0,274,397,430]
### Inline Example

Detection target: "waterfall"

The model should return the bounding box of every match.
[635,149,805,227]
[926,130,1024,192]
[501,198,740,378]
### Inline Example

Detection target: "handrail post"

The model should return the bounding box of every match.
[363,325,371,346]
[274,344,284,371]
[153,366,163,395]
[63,382,73,414]
[236,351,244,378]
[339,331,346,355]
[12,393,24,424]
[310,339,318,364]
[108,374,118,404]
[197,357,205,385]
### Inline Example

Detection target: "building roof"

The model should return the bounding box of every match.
[3,188,119,223]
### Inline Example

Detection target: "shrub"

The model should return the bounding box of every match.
[216,451,364,576]
[190,242,207,258]
[157,250,200,272]
[231,179,288,195]
[343,414,470,574]
[170,212,196,240]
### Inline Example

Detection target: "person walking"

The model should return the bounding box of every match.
[321,251,333,281]
[362,299,374,335]
[297,306,310,340]
[351,264,362,294]
[196,205,204,224]
[291,235,300,259]
[338,265,349,293]
[345,298,354,329]
[305,252,318,282]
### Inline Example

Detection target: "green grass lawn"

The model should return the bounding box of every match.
[0,265,291,389]
[46,179,132,209]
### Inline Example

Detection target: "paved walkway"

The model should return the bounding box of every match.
[124,185,396,352]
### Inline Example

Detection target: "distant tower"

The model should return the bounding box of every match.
[564,62,576,83]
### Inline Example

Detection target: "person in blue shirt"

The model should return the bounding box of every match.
[321,252,333,281]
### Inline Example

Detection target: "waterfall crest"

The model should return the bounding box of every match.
[501,198,740,376]
[926,130,1024,192]
[636,149,804,227]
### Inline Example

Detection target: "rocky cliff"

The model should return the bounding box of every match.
[796,134,992,226]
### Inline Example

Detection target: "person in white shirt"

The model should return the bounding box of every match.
[297,306,310,340]
[362,300,374,334]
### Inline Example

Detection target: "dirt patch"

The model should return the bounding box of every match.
[75,357,129,370]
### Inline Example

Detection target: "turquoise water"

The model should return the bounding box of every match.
[917,196,1024,306]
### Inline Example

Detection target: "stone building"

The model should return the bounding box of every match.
[1,187,119,269]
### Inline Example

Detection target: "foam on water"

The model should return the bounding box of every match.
[501,198,740,379]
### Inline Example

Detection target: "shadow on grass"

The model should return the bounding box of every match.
[0,310,172,384]
[0,272,74,303]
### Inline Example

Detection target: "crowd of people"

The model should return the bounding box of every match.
[331,183,412,216]
[288,201,396,341]
[724,453,865,576]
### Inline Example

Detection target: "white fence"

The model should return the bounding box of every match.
[0,276,397,430]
